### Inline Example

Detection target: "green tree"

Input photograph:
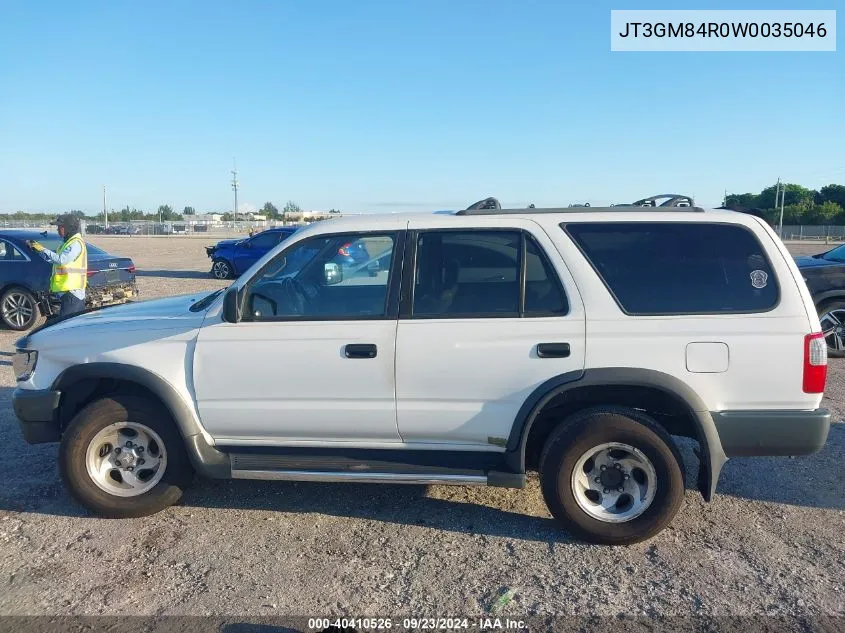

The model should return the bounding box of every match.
[758,183,815,210]
[283,201,302,215]
[183,206,196,216]
[819,184,845,209]
[157,204,180,221]
[328,208,341,214]
[261,202,280,219]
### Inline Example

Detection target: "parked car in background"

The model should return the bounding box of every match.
[795,243,845,357]
[205,227,300,279]
[0,230,138,330]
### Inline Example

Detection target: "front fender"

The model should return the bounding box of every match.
[51,362,231,478]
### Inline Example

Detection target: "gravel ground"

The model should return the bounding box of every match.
[0,237,842,619]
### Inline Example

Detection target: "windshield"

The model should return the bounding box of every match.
[822,244,845,263]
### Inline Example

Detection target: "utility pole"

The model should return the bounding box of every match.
[103,185,108,229]
[231,159,239,222]
[775,178,783,238]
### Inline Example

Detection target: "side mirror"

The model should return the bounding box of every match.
[222,286,242,323]
[324,262,342,285]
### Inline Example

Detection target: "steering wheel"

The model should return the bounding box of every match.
[279,277,311,315]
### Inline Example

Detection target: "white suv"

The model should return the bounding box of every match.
[11,204,831,544]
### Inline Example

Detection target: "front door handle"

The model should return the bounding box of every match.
[536,343,570,358]
[344,343,377,359]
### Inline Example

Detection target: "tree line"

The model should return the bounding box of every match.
[725,183,845,225]
[0,201,342,224]
[5,183,844,226]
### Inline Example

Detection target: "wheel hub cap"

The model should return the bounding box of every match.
[571,442,658,523]
[599,466,624,488]
[85,422,167,498]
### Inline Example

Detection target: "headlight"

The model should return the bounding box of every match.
[12,349,37,381]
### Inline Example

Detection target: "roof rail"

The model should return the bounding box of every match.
[455,193,703,215]
[455,205,706,215]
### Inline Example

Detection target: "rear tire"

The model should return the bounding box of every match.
[539,406,685,545]
[0,286,39,330]
[59,396,194,518]
[211,258,233,280]
[818,300,845,358]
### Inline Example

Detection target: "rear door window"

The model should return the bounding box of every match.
[564,222,779,315]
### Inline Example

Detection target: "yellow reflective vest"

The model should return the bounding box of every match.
[49,234,88,293]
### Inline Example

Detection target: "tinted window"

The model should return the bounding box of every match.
[248,232,282,249]
[0,240,27,261]
[525,235,568,315]
[412,231,568,317]
[246,233,395,320]
[565,222,779,314]
[413,231,520,316]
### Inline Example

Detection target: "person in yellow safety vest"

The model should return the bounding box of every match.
[26,214,89,317]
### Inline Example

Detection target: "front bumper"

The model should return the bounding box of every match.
[12,388,62,444]
[712,408,831,457]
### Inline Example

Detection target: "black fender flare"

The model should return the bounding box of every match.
[51,362,231,478]
[504,367,727,501]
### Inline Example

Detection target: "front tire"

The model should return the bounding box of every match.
[0,286,39,330]
[59,396,194,518]
[539,406,685,545]
[818,300,845,358]
[211,258,233,280]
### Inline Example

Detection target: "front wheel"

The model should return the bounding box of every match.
[211,258,233,280]
[59,396,194,518]
[818,301,845,358]
[0,286,39,330]
[539,406,685,545]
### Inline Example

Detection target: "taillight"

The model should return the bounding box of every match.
[128,265,136,273]
[803,332,827,393]
[86,270,96,277]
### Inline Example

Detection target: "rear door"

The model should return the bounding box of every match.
[394,218,586,447]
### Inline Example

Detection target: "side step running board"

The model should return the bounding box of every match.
[231,469,488,485]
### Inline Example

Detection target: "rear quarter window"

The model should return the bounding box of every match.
[563,222,780,315]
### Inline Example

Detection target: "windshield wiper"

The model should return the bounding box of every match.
[190,288,225,312]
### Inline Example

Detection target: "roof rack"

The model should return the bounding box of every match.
[455,194,704,215]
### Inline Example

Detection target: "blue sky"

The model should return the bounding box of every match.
[0,0,841,214]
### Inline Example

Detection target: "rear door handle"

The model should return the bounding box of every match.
[344,343,377,359]
[536,343,570,358]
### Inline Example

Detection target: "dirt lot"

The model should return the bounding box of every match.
[0,237,842,619]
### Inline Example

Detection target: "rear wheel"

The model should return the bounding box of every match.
[818,300,845,358]
[211,258,233,280]
[539,406,685,545]
[59,396,194,518]
[0,286,39,330]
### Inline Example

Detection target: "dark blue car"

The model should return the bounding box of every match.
[205,227,301,279]
[0,230,138,330]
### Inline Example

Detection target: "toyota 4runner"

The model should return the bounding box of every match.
[11,203,831,544]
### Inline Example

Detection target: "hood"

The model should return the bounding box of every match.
[794,255,839,268]
[20,291,214,346]
[213,239,241,248]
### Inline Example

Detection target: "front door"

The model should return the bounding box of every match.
[233,231,282,275]
[395,221,586,447]
[194,230,404,444]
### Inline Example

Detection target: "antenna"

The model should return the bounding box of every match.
[231,159,239,222]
